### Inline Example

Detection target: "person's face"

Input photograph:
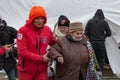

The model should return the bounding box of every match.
[58,26,69,34]
[0,19,4,26]
[33,16,45,28]
[71,30,83,41]
[0,19,5,30]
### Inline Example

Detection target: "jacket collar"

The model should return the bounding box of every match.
[65,33,87,45]
[25,20,43,31]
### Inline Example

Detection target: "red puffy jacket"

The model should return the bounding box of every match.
[17,22,56,74]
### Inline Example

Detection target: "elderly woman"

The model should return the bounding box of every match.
[48,22,90,80]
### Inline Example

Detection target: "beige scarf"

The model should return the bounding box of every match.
[54,25,65,38]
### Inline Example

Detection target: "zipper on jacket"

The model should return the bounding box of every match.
[36,37,38,49]
[22,59,25,69]
[36,31,41,73]
[36,31,40,55]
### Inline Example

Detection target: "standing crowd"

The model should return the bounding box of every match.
[0,5,114,80]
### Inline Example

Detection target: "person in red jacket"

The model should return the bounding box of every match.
[0,44,12,55]
[17,6,56,80]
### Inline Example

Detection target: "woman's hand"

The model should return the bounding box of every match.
[57,57,64,64]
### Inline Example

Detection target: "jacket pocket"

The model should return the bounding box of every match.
[22,60,37,74]
[22,59,25,69]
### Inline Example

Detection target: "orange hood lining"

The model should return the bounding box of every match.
[29,6,47,24]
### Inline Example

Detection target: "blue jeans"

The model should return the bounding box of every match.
[5,68,16,80]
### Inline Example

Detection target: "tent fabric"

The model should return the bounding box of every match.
[0,0,120,78]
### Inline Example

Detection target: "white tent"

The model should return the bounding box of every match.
[0,0,120,78]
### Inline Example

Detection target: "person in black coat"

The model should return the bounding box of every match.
[84,9,112,70]
[0,18,17,80]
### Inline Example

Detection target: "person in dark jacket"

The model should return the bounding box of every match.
[0,18,17,80]
[84,9,112,70]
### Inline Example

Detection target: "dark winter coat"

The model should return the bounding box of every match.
[0,25,17,71]
[48,34,89,80]
[85,9,112,43]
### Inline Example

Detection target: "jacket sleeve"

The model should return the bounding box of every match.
[0,47,5,55]
[105,21,112,37]
[48,39,62,60]
[84,21,90,38]
[17,28,43,64]
[48,27,56,46]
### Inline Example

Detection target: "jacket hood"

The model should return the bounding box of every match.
[29,6,47,24]
[94,9,105,19]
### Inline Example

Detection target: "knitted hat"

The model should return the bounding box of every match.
[29,6,47,24]
[69,22,83,32]
[58,15,70,27]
